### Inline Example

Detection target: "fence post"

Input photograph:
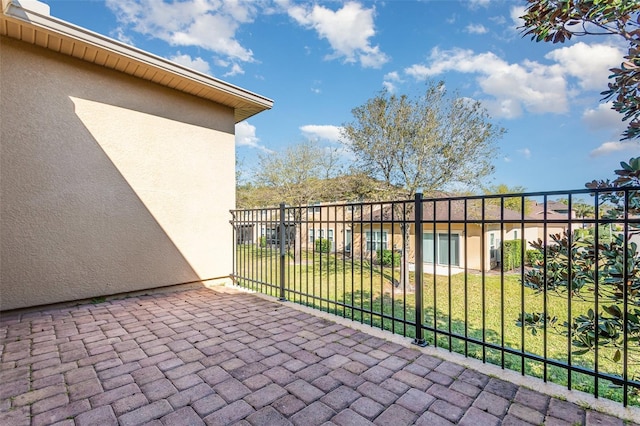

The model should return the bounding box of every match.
[230,211,236,283]
[413,193,427,346]
[279,203,287,301]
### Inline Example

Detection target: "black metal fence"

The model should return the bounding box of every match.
[230,187,640,406]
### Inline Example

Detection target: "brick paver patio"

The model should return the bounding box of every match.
[1,285,638,425]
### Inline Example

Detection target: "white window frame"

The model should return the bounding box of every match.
[366,230,388,251]
[311,228,334,244]
[423,232,461,266]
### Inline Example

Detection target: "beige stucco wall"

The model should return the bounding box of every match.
[1,37,236,310]
[353,222,542,273]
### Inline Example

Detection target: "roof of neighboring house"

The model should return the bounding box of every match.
[358,199,537,223]
[0,0,273,123]
[533,200,572,212]
[531,200,574,220]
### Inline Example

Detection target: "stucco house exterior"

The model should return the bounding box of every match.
[0,0,273,310]
[233,203,355,255]
[530,200,577,239]
[352,199,539,274]
[299,202,362,254]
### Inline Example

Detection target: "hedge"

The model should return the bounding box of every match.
[503,239,522,271]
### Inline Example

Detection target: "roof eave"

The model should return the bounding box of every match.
[0,0,273,123]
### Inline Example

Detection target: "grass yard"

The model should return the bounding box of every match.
[234,245,639,405]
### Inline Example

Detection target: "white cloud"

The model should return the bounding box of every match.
[382,71,402,92]
[489,15,506,26]
[465,24,487,34]
[105,0,257,65]
[405,48,567,118]
[582,102,626,132]
[469,0,491,8]
[590,141,640,157]
[287,2,388,68]
[518,148,531,158]
[110,27,135,46]
[311,80,322,94]
[235,121,272,153]
[510,5,526,28]
[545,42,623,90]
[169,53,211,74]
[385,71,401,82]
[382,81,396,92]
[300,125,343,142]
[404,42,623,119]
[223,63,245,77]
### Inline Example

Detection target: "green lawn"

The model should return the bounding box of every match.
[234,245,639,405]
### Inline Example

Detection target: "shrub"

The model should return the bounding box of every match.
[377,249,400,266]
[315,238,331,253]
[518,157,640,394]
[259,236,266,248]
[525,249,543,266]
[574,228,590,239]
[503,239,522,270]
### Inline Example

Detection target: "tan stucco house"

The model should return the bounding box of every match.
[353,199,539,274]
[530,200,577,239]
[0,0,273,310]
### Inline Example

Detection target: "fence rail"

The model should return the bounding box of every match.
[230,187,640,406]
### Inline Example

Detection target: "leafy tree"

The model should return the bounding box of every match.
[342,80,504,288]
[484,183,533,214]
[237,172,397,208]
[253,140,340,207]
[236,183,280,209]
[319,172,399,202]
[573,201,595,228]
[342,81,503,198]
[520,0,640,140]
[518,157,640,401]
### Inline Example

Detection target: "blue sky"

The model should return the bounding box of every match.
[43,0,639,193]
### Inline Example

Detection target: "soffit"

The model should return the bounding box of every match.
[0,1,273,123]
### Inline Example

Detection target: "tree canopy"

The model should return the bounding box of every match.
[483,183,533,214]
[520,0,640,140]
[341,81,504,199]
[251,140,341,207]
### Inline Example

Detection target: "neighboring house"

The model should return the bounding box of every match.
[234,202,363,254]
[531,200,577,239]
[0,0,273,310]
[299,201,366,254]
[352,199,539,274]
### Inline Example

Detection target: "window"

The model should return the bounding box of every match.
[308,202,321,213]
[310,229,334,244]
[366,230,388,251]
[489,232,499,261]
[423,233,460,266]
[345,229,352,252]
